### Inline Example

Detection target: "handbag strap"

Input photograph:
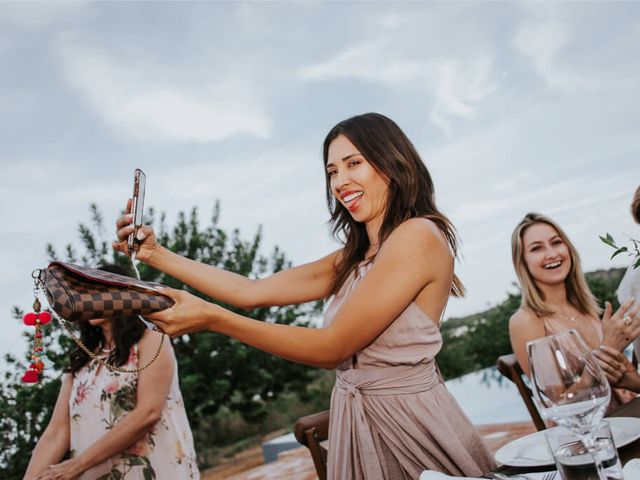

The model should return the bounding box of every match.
[59,315,166,373]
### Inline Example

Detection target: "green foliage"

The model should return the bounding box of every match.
[1,202,323,474]
[600,233,640,269]
[0,304,78,477]
[438,292,521,379]
[585,268,626,311]
[195,369,334,467]
[0,373,62,479]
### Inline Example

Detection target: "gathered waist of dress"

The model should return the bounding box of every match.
[335,361,440,397]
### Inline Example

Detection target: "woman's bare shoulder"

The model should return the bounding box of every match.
[375,218,452,285]
[388,217,451,253]
[510,307,534,322]
[139,328,174,354]
[509,307,542,332]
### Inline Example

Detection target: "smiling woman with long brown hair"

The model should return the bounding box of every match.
[114,113,495,479]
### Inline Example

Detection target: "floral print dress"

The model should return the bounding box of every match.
[69,344,199,479]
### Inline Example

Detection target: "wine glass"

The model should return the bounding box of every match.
[527,330,611,479]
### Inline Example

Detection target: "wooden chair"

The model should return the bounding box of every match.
[496,353,547,431]
[293,409,330,480]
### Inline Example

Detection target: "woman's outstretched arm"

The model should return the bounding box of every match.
[149,218,453,369]
[146,244,339,309]
[114,200,339,309]
[23,374,73,479]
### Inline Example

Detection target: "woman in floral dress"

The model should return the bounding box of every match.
[24,264,199,480]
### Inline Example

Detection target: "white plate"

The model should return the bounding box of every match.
[495,417,640,467]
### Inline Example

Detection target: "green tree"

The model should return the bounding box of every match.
[1,202,323,475]
[585,268,626,311]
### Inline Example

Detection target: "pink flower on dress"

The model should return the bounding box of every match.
[104,378,119,394]
[74,381,89,405]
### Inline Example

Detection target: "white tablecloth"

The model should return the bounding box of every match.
[418,470,556,480]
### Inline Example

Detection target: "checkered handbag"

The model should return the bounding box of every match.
[43,261,174,322]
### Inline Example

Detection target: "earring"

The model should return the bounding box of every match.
[22,270,52,383]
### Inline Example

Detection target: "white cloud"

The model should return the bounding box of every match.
[513,5,592,91]
[429,57,496,136]
[57,39,272,143]
[300,40,495,135]
[299,38,429,85]
[0,2,87,28]
[377,13,410,30]
[493,174,534,193]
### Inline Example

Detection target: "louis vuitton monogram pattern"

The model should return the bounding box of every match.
[44,262,174,322]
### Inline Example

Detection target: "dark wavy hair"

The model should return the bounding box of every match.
[323,113,464,297]
[632,185,640,224]
[67,263,146,375]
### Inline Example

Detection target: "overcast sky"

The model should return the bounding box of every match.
[1,2,639,368]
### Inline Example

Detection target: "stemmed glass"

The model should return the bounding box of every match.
[527,330,611,480]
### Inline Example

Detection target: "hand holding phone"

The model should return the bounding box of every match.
[127,169,146,252]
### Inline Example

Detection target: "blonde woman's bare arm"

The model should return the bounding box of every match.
[509,309,546,377]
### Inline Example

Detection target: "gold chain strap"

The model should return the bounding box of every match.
[59,317,166,374]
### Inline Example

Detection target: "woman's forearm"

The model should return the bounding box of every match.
[23,428,69,479]
[148,246,258,309]
[74,407,160,473]
[206,303,341,369]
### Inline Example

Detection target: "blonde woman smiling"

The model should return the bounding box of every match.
[509,212,640,410]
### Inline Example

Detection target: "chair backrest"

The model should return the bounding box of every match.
[496,353,547,431]
[293,409,330,480]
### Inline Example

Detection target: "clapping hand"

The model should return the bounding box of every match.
[601,298,640,351]
[593,345,635,387]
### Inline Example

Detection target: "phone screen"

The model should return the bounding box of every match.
[128,169,146,250]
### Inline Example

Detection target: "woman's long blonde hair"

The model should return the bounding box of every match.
[511,212,601,319]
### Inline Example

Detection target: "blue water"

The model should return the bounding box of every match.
[444,367,532,425]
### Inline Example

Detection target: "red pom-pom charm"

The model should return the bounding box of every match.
[23,312,37,326]
[38,312,52,325]
[21,291,50,383]
[22,365,39,383]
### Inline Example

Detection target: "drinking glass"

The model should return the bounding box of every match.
[544,421,623,480]
[528,330,611,479]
